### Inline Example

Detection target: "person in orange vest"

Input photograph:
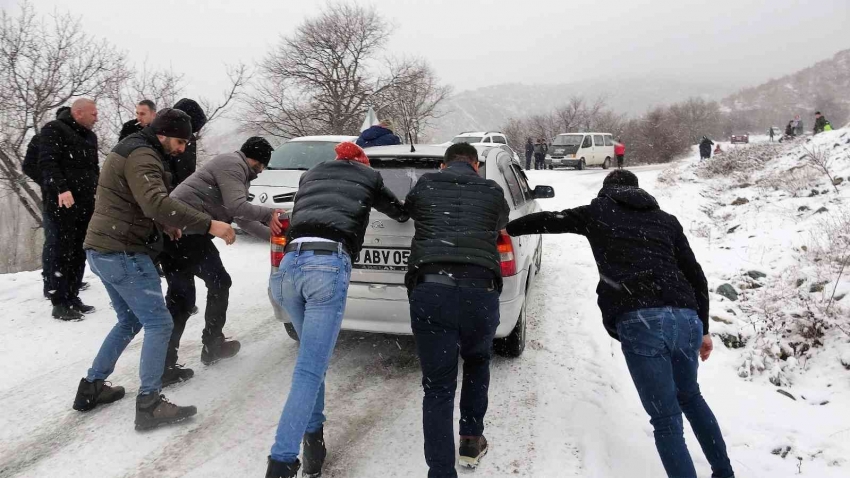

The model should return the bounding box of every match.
[615,140,626,168]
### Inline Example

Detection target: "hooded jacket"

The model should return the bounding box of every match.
[699,137,714,156]
[355,125,401,148]
[506,186,708,340]
[171,151,273,239]
[84,128,212,255]
[169,98,208,187]
[38,109,100,210]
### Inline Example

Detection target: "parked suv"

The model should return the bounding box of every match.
[545,132,616,170]
[267,143,555,357]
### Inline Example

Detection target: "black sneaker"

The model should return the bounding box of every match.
[266,457,300,478]
[134,394,197,431]
[459,435,489,469]
[79,281,90,291]
[52,304,83,321]
[201,338,241,365]
[73,378,126,411]
[70,297,96,314]
[161,364,195,388]
[302,427,326,477]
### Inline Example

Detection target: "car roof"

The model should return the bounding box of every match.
[365,143,497,159]
[453,131,504,137]
[556,132,612,135]
[288,135,358,143]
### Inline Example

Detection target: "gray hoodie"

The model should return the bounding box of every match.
[171,151,273,239]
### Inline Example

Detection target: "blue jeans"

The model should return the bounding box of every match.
[269,247,351,463]
[85,250,174,395]
[410,282,500,478]
[618,308,734,478]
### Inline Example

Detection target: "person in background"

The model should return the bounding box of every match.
[698,136,714,160]
[813,111,832,135]
[404,142,510,478]
[159,137,284,386]
[768,127,775,142]
[265,142,408,478]
[615,139,626,168]
[119,100,157,141]
[714,143,723,155]
[171,98,207,187]
[524,137,534,170]
[505,169,734,478]
[533,138,546,170]
[38,99,100,320]
[73,108,236,430]
[793,114,804,136]
[355,119,402,148]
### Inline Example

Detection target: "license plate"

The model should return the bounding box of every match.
[355,247,410,271]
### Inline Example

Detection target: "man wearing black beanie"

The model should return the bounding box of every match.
[158,136,284,385]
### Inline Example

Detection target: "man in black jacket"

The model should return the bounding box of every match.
[118,99,157,141]
[524,137,533,170]
[699,136,714,160]
[404,142,510,478]
[266,142,408,478]
[170,98,207,187]
[39,99,100,320]
[506,170,734,478]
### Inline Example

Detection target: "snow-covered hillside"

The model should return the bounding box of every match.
[0,134,848,477]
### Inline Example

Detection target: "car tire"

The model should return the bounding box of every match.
[495,294,527,358]
[284,322,299,341]
[602,157,611,169]
[577,158,586,171]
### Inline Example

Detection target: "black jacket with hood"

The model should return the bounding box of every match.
[506,185,709,340]
[170,98,207,188]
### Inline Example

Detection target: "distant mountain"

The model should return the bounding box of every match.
[720,48,850,127]
[425,78,736,142]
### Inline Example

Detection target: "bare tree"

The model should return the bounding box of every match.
[373,58,452,143]
[0,1,126,225]
[242,3,410,139]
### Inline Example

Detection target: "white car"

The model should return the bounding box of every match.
[448,131,522,164]
[545,132,616,170]
[247,135,357,209]
[266,143,555,357]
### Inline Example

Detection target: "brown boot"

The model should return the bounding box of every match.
[134,393,197,431]
[459,435,489,469]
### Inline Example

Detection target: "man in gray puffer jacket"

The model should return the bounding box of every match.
[159,136,284,386]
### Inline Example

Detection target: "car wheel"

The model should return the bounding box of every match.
[602,157,611,169]
[577,158,586,170]
[495,295,527,358]
[284,322,299,341]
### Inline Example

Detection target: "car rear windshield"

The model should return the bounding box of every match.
[370,157,486,199]
[451,136,482,144]
[267,141,338,170]
[552,134,584,146]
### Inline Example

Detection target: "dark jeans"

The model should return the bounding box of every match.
[618,307,734,478]
[617,154,625,168]
[410,282,500,478]
[160,234,232,366]
[525,154,532,170]
[534,153,545,170]
[43,200,92,306]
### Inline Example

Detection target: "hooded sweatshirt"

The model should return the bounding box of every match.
[506,186,708,340]
[169,98,208,187]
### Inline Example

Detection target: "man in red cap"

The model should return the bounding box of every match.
[266,142,408,478]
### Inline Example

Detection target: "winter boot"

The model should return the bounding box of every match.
[161,364,195,388]
[459,435,489,469]
[302,427,327,477]
[79,281,90,291]
[201,338,241,365]
[265,457,300,478]
[72,378,126,412]
[70,297,96,314]
[52,304,83,321]
[134,393,197,431]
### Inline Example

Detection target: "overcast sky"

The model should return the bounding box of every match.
[4,0,848,102]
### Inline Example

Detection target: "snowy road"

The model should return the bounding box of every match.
[0,159,842,477]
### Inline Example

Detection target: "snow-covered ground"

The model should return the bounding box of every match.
[1,135,849,477]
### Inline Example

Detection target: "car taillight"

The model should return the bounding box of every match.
[497,230,516,277]
[270,217,290,267]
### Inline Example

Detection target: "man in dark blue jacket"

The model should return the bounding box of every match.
[506,169,734,478]
[355,119,401,148]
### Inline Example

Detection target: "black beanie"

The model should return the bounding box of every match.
[240,137,274,166]
[150,108,192,140]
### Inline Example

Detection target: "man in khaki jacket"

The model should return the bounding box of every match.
[72,108,236,431]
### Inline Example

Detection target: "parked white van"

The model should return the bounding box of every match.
[545,132,616,170]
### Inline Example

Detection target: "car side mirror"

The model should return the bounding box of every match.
[532,185,555,199]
